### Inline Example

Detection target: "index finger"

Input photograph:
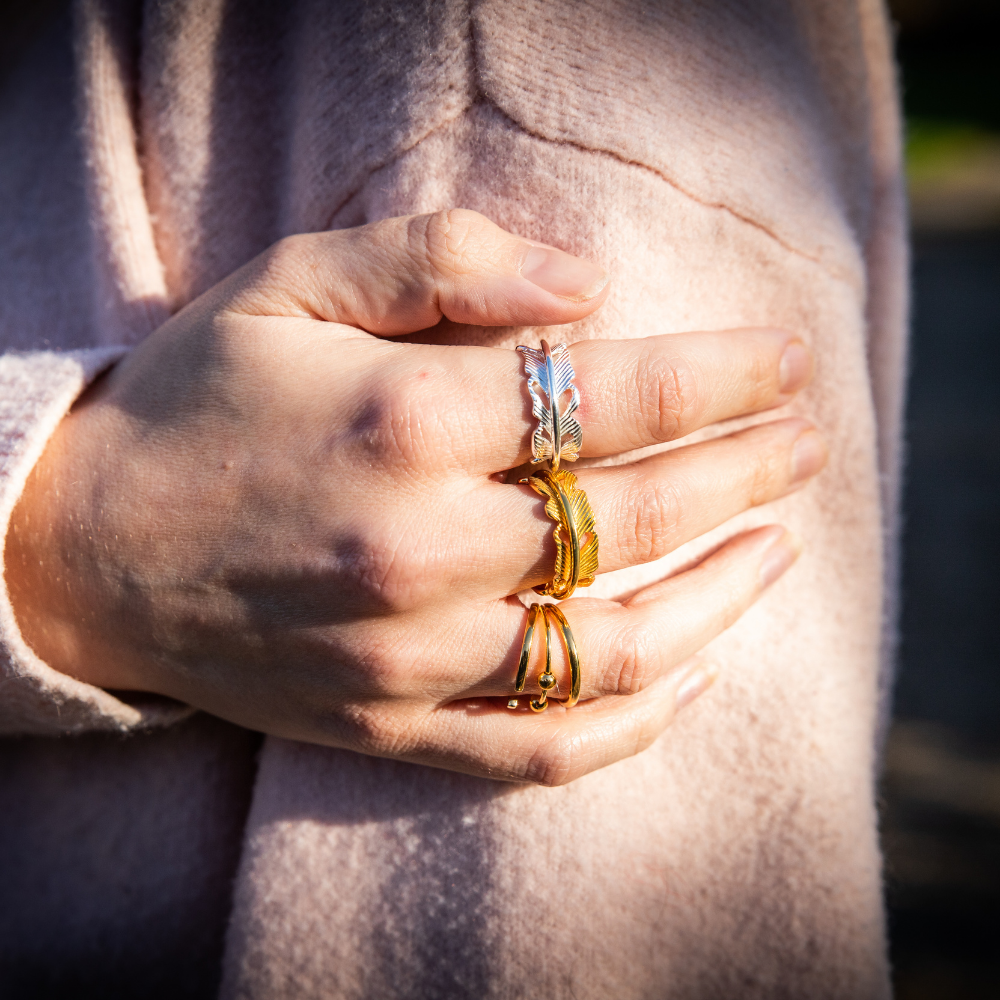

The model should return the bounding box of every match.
[395,327,813,474]
[571,328,812,457]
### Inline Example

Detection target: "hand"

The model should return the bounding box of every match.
[5,210,824,783]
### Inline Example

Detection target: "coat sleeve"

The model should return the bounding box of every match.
[0,348,192,736]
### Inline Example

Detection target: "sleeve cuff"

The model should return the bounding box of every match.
[0,349,193,736]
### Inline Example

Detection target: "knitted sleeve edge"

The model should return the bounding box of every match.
[0,348,193,736]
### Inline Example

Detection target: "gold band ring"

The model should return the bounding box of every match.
[520,467,598,600]
[543,604,581,709]
[508,602,549,711]
[512,603,545,699]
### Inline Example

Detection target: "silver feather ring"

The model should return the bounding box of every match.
[516,340,582,472]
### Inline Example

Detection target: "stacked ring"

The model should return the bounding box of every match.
[530,609,557,713]
[509,603,545,708]
[516,339,599,600]
[542,604,581,709]
[506,603,582,712]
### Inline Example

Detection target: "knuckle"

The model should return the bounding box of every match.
[414,209,492,279]
[750,353,780,407]
[604,622,655,696]
[369,547,432,615]
[639,347,701,442]
[524,732,581,787]
[330,530,430,615]
[345,383,439,469]
[230,233,325,322]
[220,232,334,325]
[747,444,785,506]
[624,478,683,564]
[629,721,662,758]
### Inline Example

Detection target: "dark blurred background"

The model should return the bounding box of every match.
[881,1,1000,997]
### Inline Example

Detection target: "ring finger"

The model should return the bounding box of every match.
[443,416,824,598]
[481,523,799,703]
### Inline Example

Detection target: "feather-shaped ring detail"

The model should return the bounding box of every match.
[519,467,599,600]
[516,340,582,472]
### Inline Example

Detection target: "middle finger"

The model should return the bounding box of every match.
[448,415,825,598]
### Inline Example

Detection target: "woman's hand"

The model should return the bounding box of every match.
[5,210,823,784]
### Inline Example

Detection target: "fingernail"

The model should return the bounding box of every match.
[790,429,827,483]
[676,664,718,710]
[759,530,802,589]
[521,246,609,301]
[778,341,813,394]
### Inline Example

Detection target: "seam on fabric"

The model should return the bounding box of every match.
[322,3,483,231]
[322,1,858,291]
[320,100,479,230]
[327,95,860,289]
[480,99,859,288]
[466,0,482,102]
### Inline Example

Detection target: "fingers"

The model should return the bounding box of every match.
[484,327,812,471]
[340,526,793,784]
[327,327,813,478]
[219,209,610,334]
[357,524,793,703]
[203,209,814,480]
[574,417,824,577]
[455,417,825,596]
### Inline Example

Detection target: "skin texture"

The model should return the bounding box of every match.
[4,209,825,783]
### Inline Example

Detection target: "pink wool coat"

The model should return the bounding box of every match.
[0,1,907,996]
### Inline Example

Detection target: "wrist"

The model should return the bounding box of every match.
[4,376,137,690]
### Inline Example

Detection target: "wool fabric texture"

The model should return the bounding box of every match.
[0,1,907,996]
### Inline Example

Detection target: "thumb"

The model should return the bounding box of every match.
[220,209,611,335]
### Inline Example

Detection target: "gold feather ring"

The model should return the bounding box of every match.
[519,467,599,600]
